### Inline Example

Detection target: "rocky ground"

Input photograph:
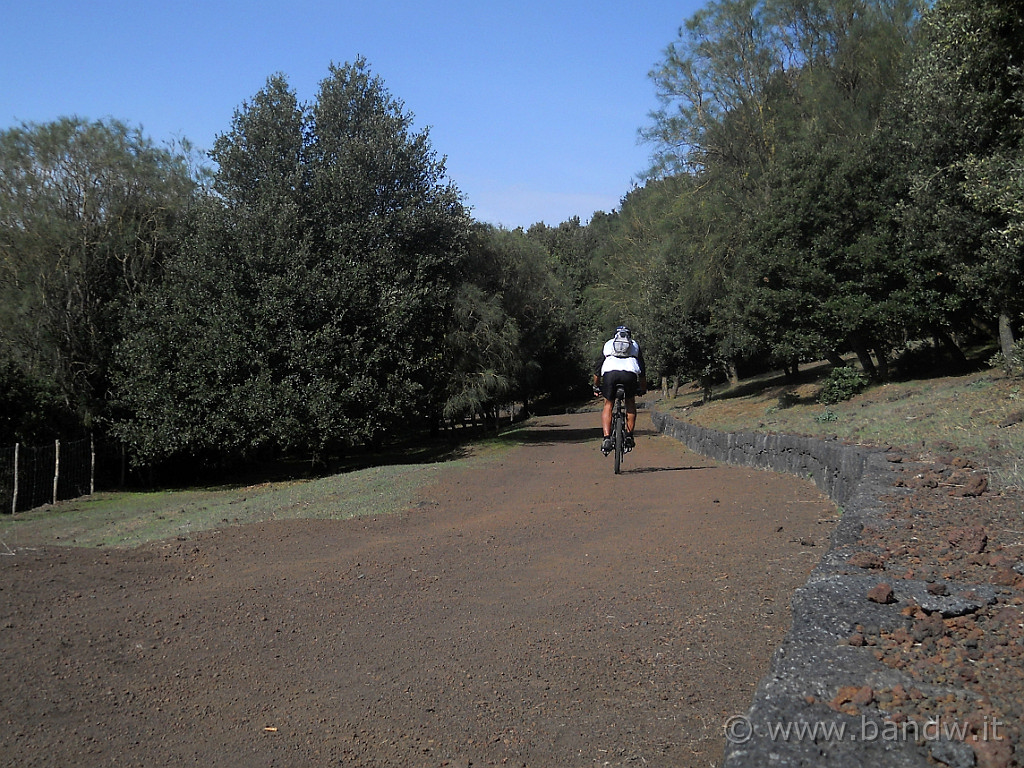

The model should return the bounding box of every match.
[702,432,1024,768]
[833,448,1023,768]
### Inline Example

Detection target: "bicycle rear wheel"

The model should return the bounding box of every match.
[613,400,624,474]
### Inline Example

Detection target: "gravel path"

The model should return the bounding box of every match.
[0,410,837,767]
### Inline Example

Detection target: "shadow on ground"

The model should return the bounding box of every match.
[620,465,715,475]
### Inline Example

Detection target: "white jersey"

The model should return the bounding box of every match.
[600,338,642,375]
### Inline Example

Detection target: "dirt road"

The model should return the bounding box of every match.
[0,410,836,767]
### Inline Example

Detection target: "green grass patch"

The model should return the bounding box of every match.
[1,429,523,551]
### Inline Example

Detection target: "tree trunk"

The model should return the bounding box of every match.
[873,347,889,381]
[999,312,1016,360]
[671,375,682,399]
[850,336,878,379]
[931,326,970,371]
[826,350,846,368]
[699,375,713,404]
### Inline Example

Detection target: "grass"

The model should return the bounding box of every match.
[658,359,1024,490]
[0,428,524,551]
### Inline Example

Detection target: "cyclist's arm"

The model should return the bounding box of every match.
[593,353,606,395]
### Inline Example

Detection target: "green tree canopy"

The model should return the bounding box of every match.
[0,117,198,428]
[112,61,470,466]
[441,224,585,424]
[636,0,926,382]
[891,0,1024,356]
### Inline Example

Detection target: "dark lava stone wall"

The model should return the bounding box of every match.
[649,409,871,506]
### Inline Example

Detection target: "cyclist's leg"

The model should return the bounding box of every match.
[622,372,640,449]
[598,372,618,438]
[599,373,622,450]
[625,396,637,433]
[600,398,614,453]
[619,397,634,450]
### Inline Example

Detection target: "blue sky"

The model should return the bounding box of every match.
[2,1,705,229]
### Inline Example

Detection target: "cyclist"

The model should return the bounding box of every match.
[592,325,646,455]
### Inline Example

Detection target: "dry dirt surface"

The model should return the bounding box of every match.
[0,410,839,768]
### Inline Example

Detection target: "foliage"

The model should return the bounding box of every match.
[7,0,1024,475]
[111,61,469,466]
[817,366,870,404]
[989,339,1024,378]
[441,282,523,422]
[634,0,927,384]
[721,133,918,376]
[582,176,732,385]
[440,224,586,424]
[641,0,780,178]
[0,117,199,429]
[890,0,1024,348]
[642,0,923,179]
[0,354,78,444]
[526,217,601,309]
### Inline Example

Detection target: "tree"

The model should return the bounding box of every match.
[444,224,585,422]
[441,282,523,425]
[720,135,919,378]
[307,60,470,433]
[642,0,781,179]
[0,118,198,432]
[891,0,1024,358]
[960,153,1024,368]
[0,354,77,444]
[642,0,922,178]
[639,0,924,381]
[526,217,602,312]
[112,61,469,467]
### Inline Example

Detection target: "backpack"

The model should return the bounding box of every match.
[611,332,634,358]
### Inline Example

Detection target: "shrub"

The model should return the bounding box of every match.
[817,366,869,405]
[814,408,838,423]
[989,340,1024,377]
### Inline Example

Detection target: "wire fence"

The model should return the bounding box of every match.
[0,437,121,514]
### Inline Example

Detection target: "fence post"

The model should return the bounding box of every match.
[12,443,18,515]
[90,434,95,496]
[53,439,60,505]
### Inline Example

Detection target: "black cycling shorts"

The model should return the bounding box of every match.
[600,370,639,400]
